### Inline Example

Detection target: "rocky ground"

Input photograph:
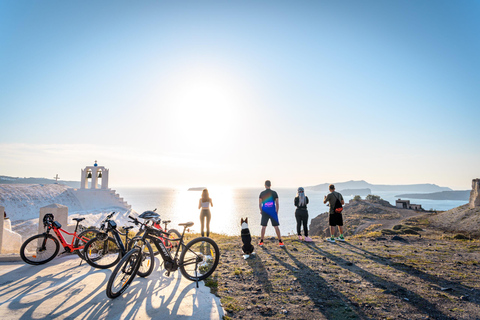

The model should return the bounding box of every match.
[207,223,480,320]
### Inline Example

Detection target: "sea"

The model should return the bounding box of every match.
[114,187,468,237]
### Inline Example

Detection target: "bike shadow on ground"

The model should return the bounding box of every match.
[0,255,110,320]
[305,242,453,320]
[245,249,274,294]
[62,256,223,320]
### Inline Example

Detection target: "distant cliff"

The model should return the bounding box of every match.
[339,188,372,196]
[0,175,80,188]
[307,180,451,193]
[395,190,470,201]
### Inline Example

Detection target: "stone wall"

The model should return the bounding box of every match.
[469,179,480,209]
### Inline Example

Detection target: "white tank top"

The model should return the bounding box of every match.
[201,201,210,208]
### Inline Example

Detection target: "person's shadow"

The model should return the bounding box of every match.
[305,242,455,319]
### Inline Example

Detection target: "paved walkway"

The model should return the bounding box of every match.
[0,255,224,320]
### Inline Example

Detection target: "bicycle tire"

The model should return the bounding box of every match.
[178,237,220,281]
[106,248,142,299]
[74,229,100,260]
[126,237,155,277]
[84,235,122,269]
[20,234,60,265]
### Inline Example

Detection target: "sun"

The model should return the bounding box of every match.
[164,68,240,150]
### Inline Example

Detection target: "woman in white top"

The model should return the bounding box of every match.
[198,189,213,237]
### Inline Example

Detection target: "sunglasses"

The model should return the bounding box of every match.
[298,191,304,193]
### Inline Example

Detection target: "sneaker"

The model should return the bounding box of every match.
[304,236,313,242]
[298,236,303,241]
[336,235,346,242]
[279,241,285,248]
[258,241,264,247]
[326,237,335,243]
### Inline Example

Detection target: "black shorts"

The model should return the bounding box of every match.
[329,212,343,226]
[261,212,279,227]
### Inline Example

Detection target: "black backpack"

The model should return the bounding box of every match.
[333,193,343,213]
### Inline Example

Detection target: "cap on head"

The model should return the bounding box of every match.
[265,180,271,187]
[298,187,304,192]
[329,184,335,191]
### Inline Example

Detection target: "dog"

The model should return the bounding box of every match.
[241,218,255,259]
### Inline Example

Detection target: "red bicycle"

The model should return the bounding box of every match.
[20,213,99,265]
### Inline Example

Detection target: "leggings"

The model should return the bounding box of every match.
[295,208,309,237]
[200,209,211,237]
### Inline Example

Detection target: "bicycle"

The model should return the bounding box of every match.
[106,211,220,299]
[20,213,99,265]
[132,209,182,254]
[83,212,155,277]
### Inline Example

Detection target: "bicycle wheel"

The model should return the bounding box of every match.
[165,229,181,252]
[127,237,155,277]
[106,248,142,299]
[84,235,122,269]
[74,229,100,260]
[20,234,60,265]
[179,237,220,281]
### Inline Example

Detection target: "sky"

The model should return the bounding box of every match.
[1,1,479,190]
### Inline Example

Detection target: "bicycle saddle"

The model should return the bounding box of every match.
[72,218,85,222]
[178,222,194,228]
[139,210,160,220]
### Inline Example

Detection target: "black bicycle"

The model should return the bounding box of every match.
[83,212,155,277]
[106,211,220,299]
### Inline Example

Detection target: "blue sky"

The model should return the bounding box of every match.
[1,1,479,189]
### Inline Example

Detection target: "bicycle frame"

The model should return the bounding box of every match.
[136,220,177,251]
[46,222,88,252]
[137,225,184,274]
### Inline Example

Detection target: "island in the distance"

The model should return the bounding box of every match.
[395,190,470,201]
[188,187,207,191]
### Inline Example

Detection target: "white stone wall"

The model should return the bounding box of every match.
[1,205,23,254]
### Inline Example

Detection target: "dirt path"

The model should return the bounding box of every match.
[211,232,480,320]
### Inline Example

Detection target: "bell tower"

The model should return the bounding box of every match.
[80,160,109,189]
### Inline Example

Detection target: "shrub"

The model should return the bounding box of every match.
[353,195,362,201]
[366,194,382,201]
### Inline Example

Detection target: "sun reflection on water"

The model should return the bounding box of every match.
[171,187,236,235]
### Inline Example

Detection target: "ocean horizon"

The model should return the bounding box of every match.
[114,187,468,237]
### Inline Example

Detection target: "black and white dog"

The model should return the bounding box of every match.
[241,218,255,259]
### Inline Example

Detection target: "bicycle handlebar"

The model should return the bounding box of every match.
[128,215,141,226]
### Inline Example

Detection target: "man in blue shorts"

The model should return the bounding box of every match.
[259,180,284,247]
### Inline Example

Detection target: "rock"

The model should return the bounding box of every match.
[392,236,407,242]
[461,295,469,301]
[469,178,480,208]
[440,287,453,291]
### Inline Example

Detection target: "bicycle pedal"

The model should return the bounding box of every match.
[164,271,171,277]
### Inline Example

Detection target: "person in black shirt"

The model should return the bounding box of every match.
[294,187,312,242]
